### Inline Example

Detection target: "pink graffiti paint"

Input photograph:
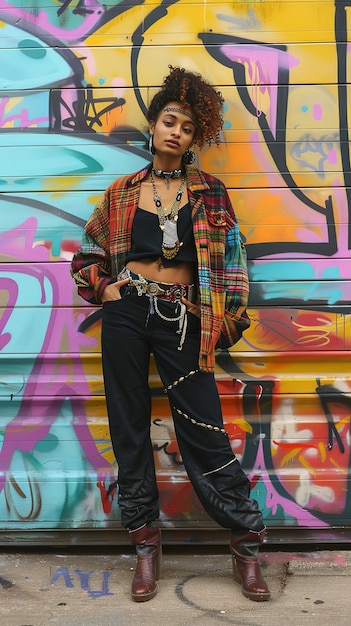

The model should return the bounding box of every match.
[248,439,328,527]
[328,150,337,164]
[0,98,48,128]
[313,103,323,120]
[0,220,113,492]
[0,0,103,42]
[221,44,299,138]
[0,278,17,351]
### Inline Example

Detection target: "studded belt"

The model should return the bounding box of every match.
[128,279,195,302]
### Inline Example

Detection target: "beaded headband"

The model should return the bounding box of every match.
[163,106,196,123]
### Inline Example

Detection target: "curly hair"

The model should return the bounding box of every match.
[146,66,224,149]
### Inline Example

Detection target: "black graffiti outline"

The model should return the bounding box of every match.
[57,0,97,19]
[198,32,337,259]
[315,381,351,454]
[0,7,140,139]
[50,86,126,132]
[175,574,263,625]
[0,0,145,45]
[131,0,180,116]
[313,380,351,525]
[335,1,351,248]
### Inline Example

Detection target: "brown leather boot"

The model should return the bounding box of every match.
[129,524,162,602]
[230,528,270,602]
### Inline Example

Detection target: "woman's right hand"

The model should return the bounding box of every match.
[101,278,130,303]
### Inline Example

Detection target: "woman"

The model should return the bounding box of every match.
[71,66,270,603]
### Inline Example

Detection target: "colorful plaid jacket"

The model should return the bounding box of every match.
[71,164,250,372]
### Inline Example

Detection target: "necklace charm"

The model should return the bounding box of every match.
[150,171,185,260]
[162,220,181,259]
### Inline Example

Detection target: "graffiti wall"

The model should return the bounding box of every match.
[1,0,350,536]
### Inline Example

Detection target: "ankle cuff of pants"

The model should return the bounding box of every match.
[129,523,147,534]
[231,526,266,538]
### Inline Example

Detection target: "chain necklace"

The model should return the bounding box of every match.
[150,170,185,260]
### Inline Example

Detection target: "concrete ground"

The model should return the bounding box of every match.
[1,546,350,626]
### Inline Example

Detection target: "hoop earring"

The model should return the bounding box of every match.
[149,135,155,156]
[182,149,196,164]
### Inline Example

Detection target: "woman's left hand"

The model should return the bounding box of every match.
[181,297,201,318]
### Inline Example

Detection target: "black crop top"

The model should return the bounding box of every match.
[126,202,197,267]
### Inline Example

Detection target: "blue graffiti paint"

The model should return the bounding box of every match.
[50,567,114,599]
[50,568,74,588]
[75,569,114,599]
[250,262,343,304]
[0,24,73,90]
[0,132,149,188]
[250,261,341,282]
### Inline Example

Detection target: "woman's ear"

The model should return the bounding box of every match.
[149,121,155,135]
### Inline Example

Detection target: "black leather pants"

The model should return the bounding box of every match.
[101,289,264,533]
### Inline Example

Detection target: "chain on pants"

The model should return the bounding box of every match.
[101,288,264,532]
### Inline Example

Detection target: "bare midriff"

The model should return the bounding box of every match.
[126,259,195,285]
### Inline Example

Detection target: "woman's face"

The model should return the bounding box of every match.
[150,101,196,159]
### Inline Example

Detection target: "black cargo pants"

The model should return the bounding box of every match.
[101,287,264,533]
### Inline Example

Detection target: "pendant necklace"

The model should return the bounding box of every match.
[150,170,185,260]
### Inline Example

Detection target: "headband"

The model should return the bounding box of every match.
[163,106,196,123]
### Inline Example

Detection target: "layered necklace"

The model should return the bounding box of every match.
[150,169,185,260]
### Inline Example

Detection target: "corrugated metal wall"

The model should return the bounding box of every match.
[1,0,350,538]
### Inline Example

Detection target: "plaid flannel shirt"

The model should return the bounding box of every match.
[71,164,250,372]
